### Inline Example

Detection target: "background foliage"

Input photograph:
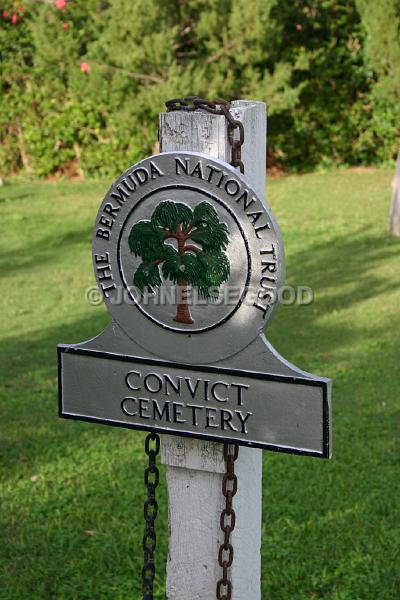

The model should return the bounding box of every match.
[0,0,399,177]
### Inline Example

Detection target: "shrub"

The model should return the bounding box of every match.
[0,0,398,177]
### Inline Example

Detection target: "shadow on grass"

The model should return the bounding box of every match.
[1,224,399,598]
[270,227,400,357]
[1,224,93,274]
[0,314,167,599]
[0,192,30,204]
[292,226,398,297]
[0,312,112,477]
[262,227,400,597]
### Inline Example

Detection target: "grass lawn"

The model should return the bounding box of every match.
[1,168,399,599]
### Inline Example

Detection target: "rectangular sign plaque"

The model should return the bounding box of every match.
[58,346,330,458]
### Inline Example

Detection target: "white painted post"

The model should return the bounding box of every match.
[390,153,400,236]
[159,101,266,600]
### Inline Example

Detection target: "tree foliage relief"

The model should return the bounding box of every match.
[128,200,230,324]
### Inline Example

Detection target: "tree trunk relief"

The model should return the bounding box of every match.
[173,223,194,324]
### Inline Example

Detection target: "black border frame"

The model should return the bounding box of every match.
[58,345,331,459]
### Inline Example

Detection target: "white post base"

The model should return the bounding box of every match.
[161,438,262,600]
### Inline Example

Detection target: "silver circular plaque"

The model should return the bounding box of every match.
[92,151,284,363]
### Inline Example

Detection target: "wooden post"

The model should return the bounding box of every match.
[159,101,265,600]
[390,153,400,236]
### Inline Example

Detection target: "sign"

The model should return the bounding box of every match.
[58,151,332,457]
[92,152,284,362]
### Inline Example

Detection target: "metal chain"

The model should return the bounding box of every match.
[142,432,160,600]
[216,443,239,600]
[165,96,245,173]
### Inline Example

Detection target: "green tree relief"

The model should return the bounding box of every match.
[129,201,230,324]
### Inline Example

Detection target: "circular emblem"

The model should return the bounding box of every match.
[92,152,284,363]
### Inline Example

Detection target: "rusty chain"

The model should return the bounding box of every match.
[216,443,239,600]
[165,96,245,173]
[142,432,160,600]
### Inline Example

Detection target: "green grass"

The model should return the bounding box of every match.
[1,169,399,599]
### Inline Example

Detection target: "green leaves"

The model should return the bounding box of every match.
[2,0,399,177]
[190,202,229,251]
[192,202,219,227]
[129,200,231,300]
[128,221,165,261]
[190,222,229,251]
[133,261,162,293]
[180,253,200,284]
[151,201,192,232]
[162,247,182,284]
[199,251,230,285]
[164,249,231,300]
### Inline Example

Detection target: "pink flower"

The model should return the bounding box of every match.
[55,0,67,9]
[295,23,303,31]
[80,62,91,74]
[11,13,18,24]
[62,22,69,30]
[2,11,9,18]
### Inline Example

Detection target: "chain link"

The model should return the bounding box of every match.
[142,432,160,600]
[165,96,245,173]
[216,443,239,600]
